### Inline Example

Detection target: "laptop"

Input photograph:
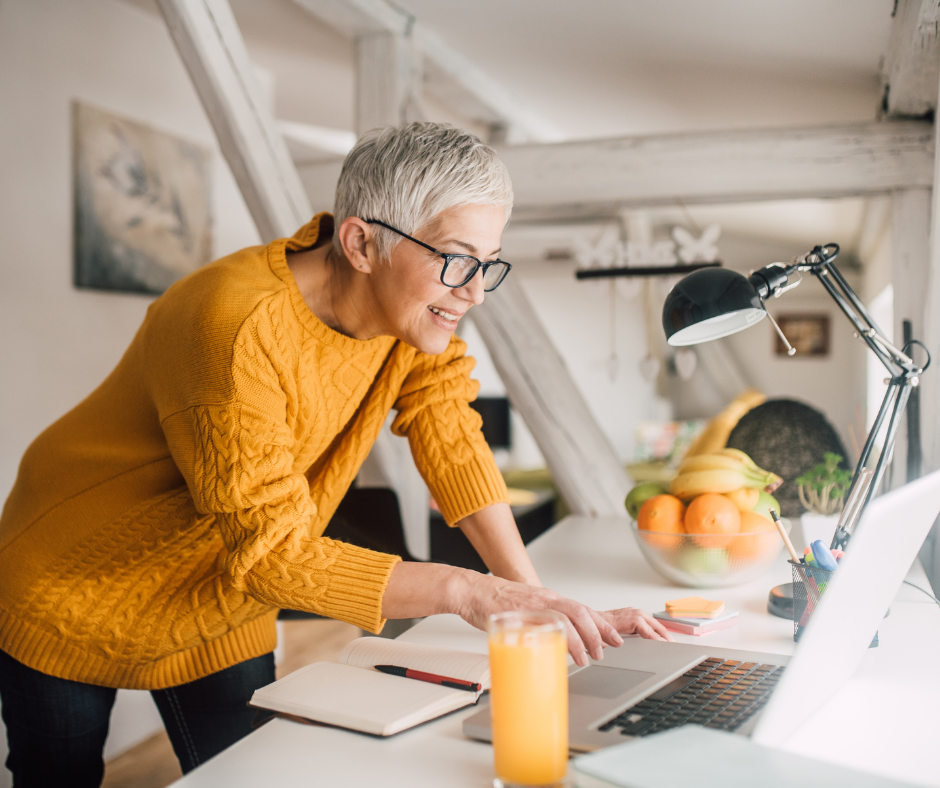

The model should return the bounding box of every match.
[464,469,940,752]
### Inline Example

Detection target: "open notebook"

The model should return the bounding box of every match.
[249,637,490,736]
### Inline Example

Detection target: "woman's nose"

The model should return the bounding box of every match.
[457,268,486,305]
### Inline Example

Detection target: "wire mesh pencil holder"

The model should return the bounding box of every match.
[790,560,832,643]
[790,559,880,647]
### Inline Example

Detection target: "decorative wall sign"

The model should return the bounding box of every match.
[774,313,831,356]
[73,102,213,295]
[574,224,722,280]
[672,224,721,263]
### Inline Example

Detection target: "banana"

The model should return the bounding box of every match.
[670,468,763,500]
[716,448,762,471]
[715,448,783,492]
[677,454,766,477]
[670,450,783,499]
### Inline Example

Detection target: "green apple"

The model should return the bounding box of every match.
[677,544,729,577]
[625,482,669,519]
[753,491,781,521]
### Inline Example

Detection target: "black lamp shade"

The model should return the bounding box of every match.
[662,268,766,346]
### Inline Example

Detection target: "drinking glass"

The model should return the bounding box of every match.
[488,610,568,788]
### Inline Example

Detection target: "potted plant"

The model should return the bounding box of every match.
[795,452,852,550]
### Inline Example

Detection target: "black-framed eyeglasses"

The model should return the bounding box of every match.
[364,219,512,292]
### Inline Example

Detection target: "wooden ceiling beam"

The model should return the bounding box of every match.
[881,0,940,118]
[297,121,935,220]
[499,121,934,218]
[157,0,312,241]
[291,0,561,142]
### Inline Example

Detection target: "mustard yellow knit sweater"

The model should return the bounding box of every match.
[0,214,508,690]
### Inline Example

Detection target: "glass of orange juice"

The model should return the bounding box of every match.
[488,610,568,788]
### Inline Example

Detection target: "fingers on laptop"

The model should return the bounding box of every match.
[601,608,674,642]
[590,608,625,648]
[561,601,607,665]
[636,614,674,642]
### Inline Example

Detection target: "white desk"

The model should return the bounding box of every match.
[171,516,940,787]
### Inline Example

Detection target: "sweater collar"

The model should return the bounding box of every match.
[269,213,390,355]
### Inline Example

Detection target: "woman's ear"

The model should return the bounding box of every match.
[336,217,376,274]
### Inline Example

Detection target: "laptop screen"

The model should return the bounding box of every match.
[751,469,940,745]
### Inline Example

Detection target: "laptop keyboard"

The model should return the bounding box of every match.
[598,657,785,737]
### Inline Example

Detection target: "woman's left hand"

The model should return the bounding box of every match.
[600,608,674,642]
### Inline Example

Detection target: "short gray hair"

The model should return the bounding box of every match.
[333,123,514,260]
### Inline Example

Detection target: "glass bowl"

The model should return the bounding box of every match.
[629,518,791,588]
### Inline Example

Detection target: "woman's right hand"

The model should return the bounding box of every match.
[451,570,624,667]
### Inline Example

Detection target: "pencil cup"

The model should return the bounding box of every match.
[488,611,568,788]
[791,560,834,642]
[790,561,879,647]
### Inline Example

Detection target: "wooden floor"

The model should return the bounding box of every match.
[101,619,360,788]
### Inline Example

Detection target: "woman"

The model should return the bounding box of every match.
[0,123,669,784]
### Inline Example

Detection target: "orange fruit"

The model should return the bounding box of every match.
[723,488,760,511]
[728,510,778,561]
[637,494,686,549]
[684,493,741,548]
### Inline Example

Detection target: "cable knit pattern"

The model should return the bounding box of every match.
[0,213,508,690]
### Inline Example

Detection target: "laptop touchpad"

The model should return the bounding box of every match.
[569,666,655,699]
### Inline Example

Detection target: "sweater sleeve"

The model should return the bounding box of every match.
[159,324,400,634]
[391,335,509,526]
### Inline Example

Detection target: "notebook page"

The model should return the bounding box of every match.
[340,637,490,687]
[250,662,471,736]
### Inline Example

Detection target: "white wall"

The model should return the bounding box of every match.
[0,0,261,771]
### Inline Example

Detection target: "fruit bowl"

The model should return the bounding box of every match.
[630,518,791,588]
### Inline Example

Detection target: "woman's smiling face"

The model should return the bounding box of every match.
[369,203,507,355]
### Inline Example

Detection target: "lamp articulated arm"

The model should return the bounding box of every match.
[748,244,930,549]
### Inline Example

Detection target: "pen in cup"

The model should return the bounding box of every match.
[374,664,482,692]
[770,509,801,563]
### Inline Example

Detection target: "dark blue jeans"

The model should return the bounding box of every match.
[0,648,275,787]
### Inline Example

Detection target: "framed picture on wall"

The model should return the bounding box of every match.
[774,313,830,356]
[72,101,213,295]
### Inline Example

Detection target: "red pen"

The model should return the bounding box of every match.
[374,664,481,692]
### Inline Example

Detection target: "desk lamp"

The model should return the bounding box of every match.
[662,243,929,552]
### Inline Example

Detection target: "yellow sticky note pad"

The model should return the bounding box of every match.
[665,596,725,618]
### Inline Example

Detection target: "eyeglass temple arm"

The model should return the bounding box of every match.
[363,219,442,257]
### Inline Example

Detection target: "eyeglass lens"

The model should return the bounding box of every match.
[442,256,509,291]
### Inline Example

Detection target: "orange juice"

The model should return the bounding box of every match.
[489,612,568,787]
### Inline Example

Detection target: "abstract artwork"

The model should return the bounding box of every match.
[73,102,212,295]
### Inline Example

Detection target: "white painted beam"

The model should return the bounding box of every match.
[279,120,356,159]
[918,77,940,593]
[356,29,423,133]
[291,0,560,142]
[882,0,940,118]
[292,0,409,37]
[498,122,935,221]
[415,28,563,144]
[297,122,936,221]
[924,85,940,477]
[471,276,632,517]
[157,0,311,241]
[891,188,931,488]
